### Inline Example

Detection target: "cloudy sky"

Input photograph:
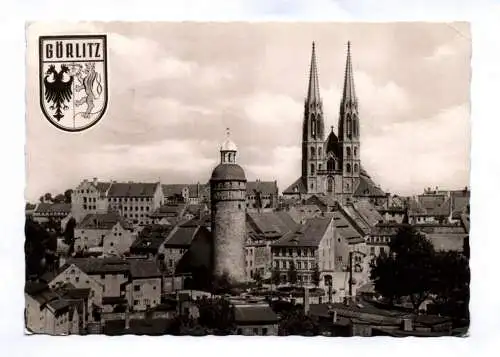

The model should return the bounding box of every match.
[25,22,470,201]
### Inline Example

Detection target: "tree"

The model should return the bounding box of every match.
[212,272,232,295]
[52,194,66,204]
[271,267,281,288]
[370,225,436,311]
[311,263,321,287]
[288,261,298,286]
[198,297,235,335]
[253,270,263,287]
[43,193,53,203]
[63,189,73,204]
[279,309,319,336]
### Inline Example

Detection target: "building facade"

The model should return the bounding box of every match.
[283,42,386,206]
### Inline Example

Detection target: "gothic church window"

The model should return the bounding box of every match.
[310,147,315,158]
[327,178,333,193]
[353,118,358,137]
[354,147,357,157]
[346,147,351,158]
[346,163,351,173]
[310,164,315,175]
[318,147,322,158]
[318,164,322,171]
[311,118,316,137]
[327,158,335,171]
[354,164,358,173]
[346,116,352,137]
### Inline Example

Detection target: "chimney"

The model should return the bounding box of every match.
[304,287,310,315]
[402,318,413,332]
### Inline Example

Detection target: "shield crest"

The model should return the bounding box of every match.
[39,35,108,132]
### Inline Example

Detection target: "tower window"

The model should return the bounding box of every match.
[327,178,333,193]
[346,163,351,173]
[346,147,351,158]
[318,164,322,171]
[311,118,316,137]
[327,158,335,171]
[354,147,357,157]
[310,164,315,175]
[354,164,358,173]
[310,146,315,158]
[318,147,322,158]
[347,117,352,137]
[353,118,358,136]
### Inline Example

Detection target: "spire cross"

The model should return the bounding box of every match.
[226,127,230,138]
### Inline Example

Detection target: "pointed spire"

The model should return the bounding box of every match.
[306,41,321,103]
[342,41,357,106]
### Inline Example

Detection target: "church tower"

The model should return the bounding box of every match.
[210,129,247,283]
[338,42,361,198]
[302,42,325,194]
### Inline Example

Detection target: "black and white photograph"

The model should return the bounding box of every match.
[24,22,470,337]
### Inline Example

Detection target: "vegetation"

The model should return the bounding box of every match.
[370,225,470,320]
[25,217,58,279]
[38,189,73,204]
[278,308,320,336]
[311,263,321,287]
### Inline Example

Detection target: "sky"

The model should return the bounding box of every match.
[25,22,471,201]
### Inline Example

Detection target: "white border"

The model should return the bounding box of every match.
[1,0,499,355]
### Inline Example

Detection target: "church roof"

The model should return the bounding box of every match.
[325,128,341,158]
[342,41,357,106]
[353,168,386,198]
[210,163,246,181]
[283,177,308,195]
[306,42,321,103]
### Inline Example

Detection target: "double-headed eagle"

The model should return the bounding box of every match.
[43,64,74,121]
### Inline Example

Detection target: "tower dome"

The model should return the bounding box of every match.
[211,128,246,181]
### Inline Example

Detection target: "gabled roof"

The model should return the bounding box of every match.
[131,225,175,253]
[65,257,130,275]
[351,200,383,227]
[307,194,337,209]
[164,226,200,247]
[272,215,333,247]
[333,211,363,241]
[107,182,159,197]
[234,304,278,324]
[34,203,71,214]
[246,181,278,195]
[247,211,298,240]
[151,204,186,218]
[283,177,307,195]
[128,259,162,279]
[353,170,386,198]
[76,211,132,230]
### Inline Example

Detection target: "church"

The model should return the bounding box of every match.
[283,42,388,207]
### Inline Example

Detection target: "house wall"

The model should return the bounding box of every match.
[235,323,278,336]
[271,247,318,285]
[103,223,136,256]
[75,227,109,252]
[129,277,162,311]
[90,271,129,298]
[25,294,44,333]
[71,180,108,223]
[49,265,104,309]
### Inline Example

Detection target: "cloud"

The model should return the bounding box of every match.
[244,92,303,125]
[363,104,470,194]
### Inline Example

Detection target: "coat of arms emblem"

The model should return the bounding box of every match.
[39,35,108,132]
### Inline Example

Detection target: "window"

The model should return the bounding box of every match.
[262,328,268,336]
[153,286,156,290]
[318,147,322,158]
[327,158,335,171]
[134,285,141,292]
[75,277,80,283]
[134,300,139,306]
[297,261,302,270]
[354,164,358,173]
[346,163,351,173]
[310,164,315,175]
[354,147,357,157]
[144,299,151,306]
[346,147,351,158]
[253,328,259,335]
[310,146,315,158]
[327,178,333,193]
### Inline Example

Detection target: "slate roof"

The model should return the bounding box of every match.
[65,257,130,275]
[233,304,278,324]
[128,259,162,279]
[164,226,199,247]
[353,171,386,198]
[107,182,159,197]
[95,181,113,194]
[246,181,278,195]
[352,200,384,226]
[272,215,333,247]
[210,163,246,181]
[283,177,307,195]
[131,226,174,253]
[151,204,186,218]
[333,211,364,242]
[34,203,71,214]
[161,184,187,198]
[76,212,132,230]
[247,211,298,239]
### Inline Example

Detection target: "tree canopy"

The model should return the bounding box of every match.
[287,261,298,285]
[370,225,470,317]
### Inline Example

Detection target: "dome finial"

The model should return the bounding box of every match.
[331,125,334,132]
[226,127,230,139]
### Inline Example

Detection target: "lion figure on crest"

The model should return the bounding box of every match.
[73,63,103,119]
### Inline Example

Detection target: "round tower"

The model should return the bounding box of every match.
[210,129,247,283]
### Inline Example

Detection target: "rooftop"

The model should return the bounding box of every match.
[234,304,278,324]
[107,182,159,198]
[76,211,132,230]
[272,215,333,247]
[34,203,71,214]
